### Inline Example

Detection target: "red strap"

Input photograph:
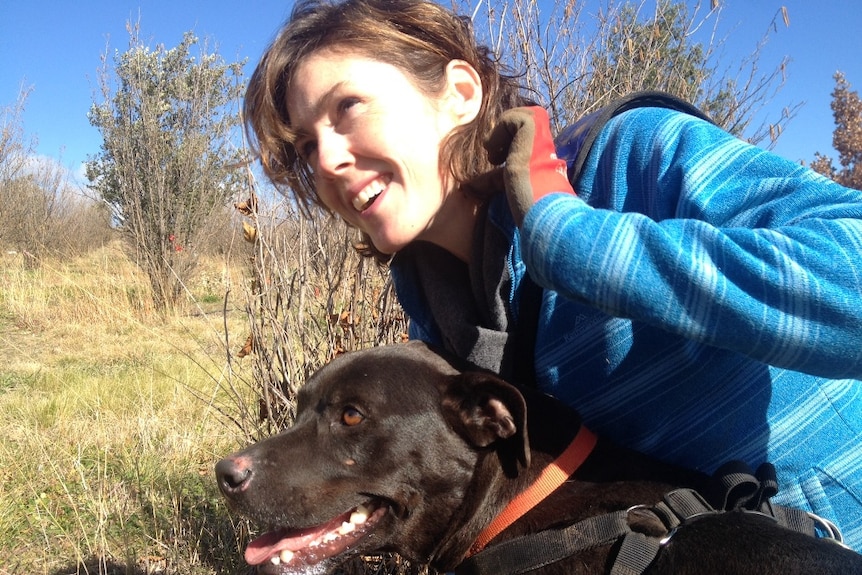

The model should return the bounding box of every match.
[467,425,598,557]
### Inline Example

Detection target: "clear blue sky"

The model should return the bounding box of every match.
[1,0,860,186]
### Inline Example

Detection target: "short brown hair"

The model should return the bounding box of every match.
[244,0,529,217]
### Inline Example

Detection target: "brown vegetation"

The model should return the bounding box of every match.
[810,72,862,190]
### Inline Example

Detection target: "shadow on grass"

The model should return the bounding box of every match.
[42,556,257,575]
[38,554,426,575]
[20,474,427,575]
[43,557,164,575]
[30,477,255,575]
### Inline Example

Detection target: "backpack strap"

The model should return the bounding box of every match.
[554,91,715,187]
[512,270,543,387]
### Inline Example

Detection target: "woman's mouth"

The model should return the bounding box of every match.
[352,177,389,212]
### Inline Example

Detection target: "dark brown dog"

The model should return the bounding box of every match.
[215,341,862,574]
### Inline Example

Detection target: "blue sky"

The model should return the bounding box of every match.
[1,0,860,186]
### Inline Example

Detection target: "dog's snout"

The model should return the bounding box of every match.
[215,456,253,495]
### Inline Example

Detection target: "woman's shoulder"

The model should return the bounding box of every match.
[555,92,716,185]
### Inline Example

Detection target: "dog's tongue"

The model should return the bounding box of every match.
[245,507,360,565]
[243,504,378,567]
[245,526,323,566]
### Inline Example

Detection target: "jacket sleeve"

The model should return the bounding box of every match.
[522,106,862,379]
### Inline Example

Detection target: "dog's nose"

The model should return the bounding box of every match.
[215,456,253,495]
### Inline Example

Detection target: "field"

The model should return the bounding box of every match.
[0,244,254,574]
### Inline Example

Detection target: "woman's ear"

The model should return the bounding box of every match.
[442,59,482,126]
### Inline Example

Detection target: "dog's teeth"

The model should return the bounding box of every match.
[270,555,281,566]
[323,532,338,542]
[350,506,369,525]
[338,521,356,535]
[279,549,294,563]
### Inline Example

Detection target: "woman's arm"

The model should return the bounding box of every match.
[522,107,862,378]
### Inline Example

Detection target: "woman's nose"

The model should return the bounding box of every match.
[314,131,352,176]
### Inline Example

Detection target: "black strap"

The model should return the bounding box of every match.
[455,511,630,575]
[610,533,662,575]
[455,461,836,575]
[512,271,543,387]
[559,90,715,187]
[703,460,781,513]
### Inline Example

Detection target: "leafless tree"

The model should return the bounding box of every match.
[460,0,799,145]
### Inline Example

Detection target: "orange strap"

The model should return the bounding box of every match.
[467,425,598,557]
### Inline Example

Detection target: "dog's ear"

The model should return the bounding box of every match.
[442,371,530,469]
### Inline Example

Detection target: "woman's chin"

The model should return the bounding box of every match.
[366,233,412,257]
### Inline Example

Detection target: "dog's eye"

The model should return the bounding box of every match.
[341,406,365,426]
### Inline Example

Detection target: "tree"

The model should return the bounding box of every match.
[810,72,862,190]
[87,22,245,312]
[2,162,69,263]
[462,0,797,146]
[1,87,111,263]
[0,86,34,186]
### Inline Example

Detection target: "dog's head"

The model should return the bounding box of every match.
[215,341,530,574]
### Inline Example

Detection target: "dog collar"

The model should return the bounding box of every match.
[467,425,598,556]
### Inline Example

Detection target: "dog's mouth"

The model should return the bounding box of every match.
[245,500,388,570]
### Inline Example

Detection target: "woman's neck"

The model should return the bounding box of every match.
[418,187,482,263]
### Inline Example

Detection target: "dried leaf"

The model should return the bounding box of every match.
[242,220,258,243]
[234,193,258,216]
[238,334,255,358]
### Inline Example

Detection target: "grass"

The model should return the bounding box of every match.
[0,244,254,575]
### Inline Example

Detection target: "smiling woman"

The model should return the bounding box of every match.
[243,0,531,260]
[242,0,862,560]
[284,52,482,257]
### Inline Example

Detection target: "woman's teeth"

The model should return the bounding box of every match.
[352,179,387,212]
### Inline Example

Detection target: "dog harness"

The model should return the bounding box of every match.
[468,425,598,556]
[456,455,846,575]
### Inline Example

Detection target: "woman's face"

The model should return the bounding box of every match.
[287,50,479,256]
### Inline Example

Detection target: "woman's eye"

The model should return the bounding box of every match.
[337,97,361,116]
[341,406,365,426]
[296,139,317,162]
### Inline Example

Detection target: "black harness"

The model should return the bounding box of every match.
[455,461,846,575]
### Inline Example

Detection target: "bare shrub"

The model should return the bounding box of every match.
[1,83,114,263]
[218,175,407,441]
[0,85,33,184]
[54,196,116,255]
[0,156,114,264]
[461,0,799,146]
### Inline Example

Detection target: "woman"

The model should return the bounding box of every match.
[244,0,862,551]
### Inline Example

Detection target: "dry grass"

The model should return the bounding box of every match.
[0,241,422,575]
[0,243,254,575]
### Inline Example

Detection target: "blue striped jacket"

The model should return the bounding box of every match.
[393,106,862,549]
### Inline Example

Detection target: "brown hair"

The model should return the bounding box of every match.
[244,0,529,223]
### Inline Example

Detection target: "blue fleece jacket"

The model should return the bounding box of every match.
[393,106,862,549]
